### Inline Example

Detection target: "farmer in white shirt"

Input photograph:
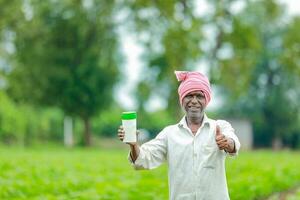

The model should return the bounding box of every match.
[118,71,241,200]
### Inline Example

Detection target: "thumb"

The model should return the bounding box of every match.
[216,125,221,137]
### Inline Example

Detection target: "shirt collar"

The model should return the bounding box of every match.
[178,113,211,129]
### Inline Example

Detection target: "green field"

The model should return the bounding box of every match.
[0,147,300,200]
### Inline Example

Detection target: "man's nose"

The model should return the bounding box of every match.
[191,96,198,103]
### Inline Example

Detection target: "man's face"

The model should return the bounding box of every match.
[182,90,206,119]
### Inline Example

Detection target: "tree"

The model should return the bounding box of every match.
[125,0,203,118]
[126,0,300,148]
[0,0,23,33]
[7,0,121,146]
[0,0,23,80]
[212,0,300,148]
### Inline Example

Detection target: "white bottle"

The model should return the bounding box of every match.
[122,111,137,143]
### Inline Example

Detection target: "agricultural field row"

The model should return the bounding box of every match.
[0,148,299,199]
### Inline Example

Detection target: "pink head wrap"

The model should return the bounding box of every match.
[175,71,212,106]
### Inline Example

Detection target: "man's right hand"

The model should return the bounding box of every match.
[117,125,139,146]
[118,125,140,162]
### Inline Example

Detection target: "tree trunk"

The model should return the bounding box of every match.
[83,117,91,146]
[272,135,282,150]
[64,116,73,147]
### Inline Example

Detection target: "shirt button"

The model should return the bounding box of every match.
[194,153,197,157]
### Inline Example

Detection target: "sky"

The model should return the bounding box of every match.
[115,0,300,112]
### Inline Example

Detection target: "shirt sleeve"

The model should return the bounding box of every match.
[128,128,168,170]
[216,120,241,157]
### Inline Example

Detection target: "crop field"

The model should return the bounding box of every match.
[0,147,300,200]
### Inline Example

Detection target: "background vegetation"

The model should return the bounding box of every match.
[1,0,299,148]
[0,0,300,199]
[1,148,300,200]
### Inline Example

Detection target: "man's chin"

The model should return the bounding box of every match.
[187,111,203,118]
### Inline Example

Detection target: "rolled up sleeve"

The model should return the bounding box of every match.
[128,129,168,170]
[217,120,241,157]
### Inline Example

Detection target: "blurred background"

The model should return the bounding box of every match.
[1,0,299,149]
[1,0,300,199]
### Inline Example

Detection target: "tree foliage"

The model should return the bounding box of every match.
[214,0,300,147]
[6,0,121,145]
[0,91,64,145]
[124,0,203,118]
[1,0,300,148]
[126,0,300,148]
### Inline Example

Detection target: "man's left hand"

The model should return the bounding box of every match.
[215,125,235,153]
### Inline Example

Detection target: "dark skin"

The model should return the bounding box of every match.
[117,90,235,162]
[117,128,140,162]
[182,90,206,134]
[183,90,235,153]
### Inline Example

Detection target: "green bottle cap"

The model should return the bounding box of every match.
[121,111,137,120]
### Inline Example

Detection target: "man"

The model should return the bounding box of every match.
[118,71,241,200]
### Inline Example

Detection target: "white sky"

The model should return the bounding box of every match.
[115,0,300,112]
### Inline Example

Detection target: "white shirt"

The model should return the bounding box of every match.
[129,114,241,200]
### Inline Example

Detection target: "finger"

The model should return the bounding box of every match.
[218,136,227,142]
[217,142,227,150]
[118,131,124,135]
[217,141,227,148]
[216,133,227,141]
[218,146,225,150]
[216,140,223,145]
[215,125,221,137]
[218,143,227,149]
[216,142,224,149]
[118,128,125,133]
[215,136,223,141]
[219,140,229,148]
[216,136,226,143]
[117,131,122,135]
[217,137,228,145]
[118,132,125,137]
[217,138,228,145]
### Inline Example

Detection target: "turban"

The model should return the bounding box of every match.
[175,71,212,106]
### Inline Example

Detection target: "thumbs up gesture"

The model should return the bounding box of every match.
[215,125,235,153]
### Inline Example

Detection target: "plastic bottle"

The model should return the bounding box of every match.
[121,111,137,143]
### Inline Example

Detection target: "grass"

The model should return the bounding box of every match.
[287,188,300,200]
[0,147,300,200]
[227,151,300,200]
